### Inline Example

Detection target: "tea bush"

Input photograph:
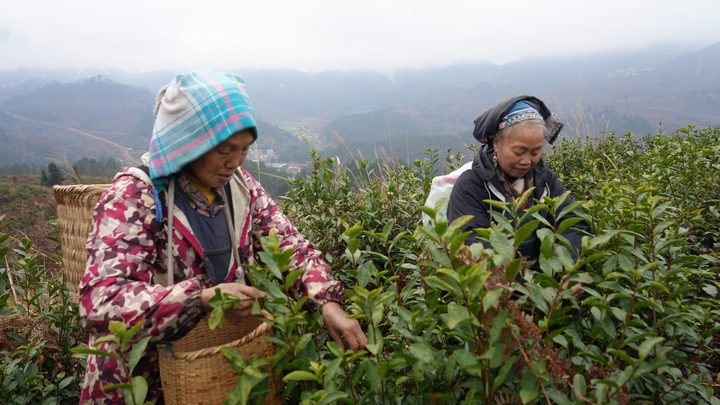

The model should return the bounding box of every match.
[255,127,720,404]
[0,218,85,404]
[3,126,720,404]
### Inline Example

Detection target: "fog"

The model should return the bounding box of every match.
[1,0,719,73]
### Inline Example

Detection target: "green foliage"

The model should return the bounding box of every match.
[221,349,273,405]
[250,130,720,404]
[40,163,64,187]
[0,217,84,404]
[72,157,123,179]
[208,289,243,330]
[3,126,720,404]
[546,126,720,254]
[70,321,152,405]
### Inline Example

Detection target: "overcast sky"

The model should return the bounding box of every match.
[1,1,719,73]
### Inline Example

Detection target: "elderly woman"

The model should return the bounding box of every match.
[78,70,366,403]
[447,95,589,268]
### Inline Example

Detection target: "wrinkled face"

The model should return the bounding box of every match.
[493,123,544,178]
[185,130,255,189]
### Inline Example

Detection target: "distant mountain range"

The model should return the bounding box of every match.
[0,76,305,165]
[1,42,718,165]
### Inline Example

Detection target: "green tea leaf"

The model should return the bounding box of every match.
[514,220,539,249]
[283,370,319,382]
[573,374,586,397]
[519,387,539,404]
[492,355,516,392]
[482,288,503,313]
[556,217,584,235]
[505,258,523,279]
[128,336,151,374]
[284,269,305,291]
[488,310,507,345]
[131,376,148,405]
[638,337,665,361]
[490,230,514,260]
[257,250,282,279]
[447,303,472,329]
[357,261,376,288]
[364,359,382,393]
[425,276,460,295]
[409,343,434,365]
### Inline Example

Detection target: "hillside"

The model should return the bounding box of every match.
[544,43,720,131]
[247,43,719,141]
[1,42,718,165]
[0,77,305,165]
[0,76,152,164]
[0,175,60,257]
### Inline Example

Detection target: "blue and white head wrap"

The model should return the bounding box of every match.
[498,101,544,130]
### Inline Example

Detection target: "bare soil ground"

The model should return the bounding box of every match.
[1,175,64,272]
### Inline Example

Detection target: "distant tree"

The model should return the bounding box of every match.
[40,169,49,186]
[45,162,65,187]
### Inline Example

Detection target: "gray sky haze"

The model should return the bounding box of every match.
[1,0,719,73]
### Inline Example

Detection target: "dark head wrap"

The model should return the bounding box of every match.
[472,95,563,144]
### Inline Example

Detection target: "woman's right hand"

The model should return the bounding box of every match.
[200,283,267,324]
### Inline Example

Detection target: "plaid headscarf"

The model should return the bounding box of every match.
[148,69,257,191]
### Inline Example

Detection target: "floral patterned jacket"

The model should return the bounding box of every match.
[78,166,343,404]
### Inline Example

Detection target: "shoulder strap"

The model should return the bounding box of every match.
[137,164,166,221]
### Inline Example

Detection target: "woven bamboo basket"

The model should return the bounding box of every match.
[159,310,282,405]
[53,184,111,303]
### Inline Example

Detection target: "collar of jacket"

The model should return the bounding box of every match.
[471,144,547,183]
[121,166,252,264]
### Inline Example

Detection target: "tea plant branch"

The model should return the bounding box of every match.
[647,202,659,348]
[616,270,640,350]
[5,256,18,304]
[509,326,551,404]
[602,153,622,184]
[5,232,59,262]
[340,358,359,405]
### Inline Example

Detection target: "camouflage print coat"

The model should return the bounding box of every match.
[78,167,343,404]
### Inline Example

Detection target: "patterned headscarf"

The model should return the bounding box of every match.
[498,101,544,130]
[148,69,257,191]
[473,95,563,145]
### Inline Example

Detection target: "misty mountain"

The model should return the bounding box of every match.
[1,42,718,165]
[0,77,304,165]
[244,43,718,138]
[0,76,153,164]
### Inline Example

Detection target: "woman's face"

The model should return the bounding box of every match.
[185,130,255,188]
[493,123,544,178]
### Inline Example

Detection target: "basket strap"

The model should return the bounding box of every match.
[220,187,244,283]
[167,178,176,286]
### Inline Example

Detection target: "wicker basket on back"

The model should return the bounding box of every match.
[53,184,111,303]
[159,310,282,405]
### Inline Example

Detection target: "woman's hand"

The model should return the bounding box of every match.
[201,283,266,324]
[560,276,584,299]
[322,302,367,351]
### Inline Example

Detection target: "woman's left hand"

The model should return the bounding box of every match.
[560,276,584,299]
[201,283,267,324]
[322,302,367,351]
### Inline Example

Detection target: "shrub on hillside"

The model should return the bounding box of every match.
[3,126,719,404]
[0,218,84,404]
[260,130,720,404]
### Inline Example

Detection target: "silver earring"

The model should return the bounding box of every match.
[491,152,498,167]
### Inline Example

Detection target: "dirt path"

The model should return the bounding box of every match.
[1,110,138,163]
